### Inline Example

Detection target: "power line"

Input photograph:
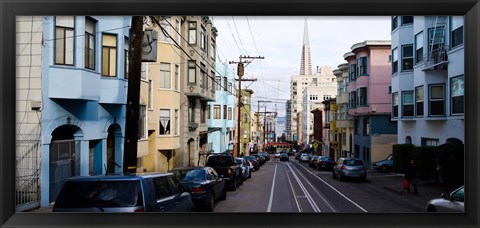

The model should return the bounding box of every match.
[231,17,248,55]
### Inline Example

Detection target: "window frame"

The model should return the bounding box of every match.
[54,16,75,66]
[223,105,227,119]
[415,86,424,117]
[401,44,414,71]
[392,92,399,118]
[138,105,147,139]
[101,33,118,77]
[450,75,464,115]
[450,16,464,48]
[414,32,424,64]
[84,17,96,70]
[124,37,129,79]
[429,84,445,116]
[188,21,197,45]
[159,62,171,89]
[213,105,221,119]
[159,109,171,135]
[357,87,368,106]
[401,16,413,25]
[391,16,398,31]
[392,48,398,74]
[349,63,357,81]
[356,56,368,77]
[402,90,414,118]
[188,60,196,84]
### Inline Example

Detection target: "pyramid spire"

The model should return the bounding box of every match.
[300,18,312,76]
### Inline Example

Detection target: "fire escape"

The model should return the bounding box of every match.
[423,16,449,71]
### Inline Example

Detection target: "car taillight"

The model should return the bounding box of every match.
[340,166,346,170]
[134,208,145,212]
[192,187,206,193]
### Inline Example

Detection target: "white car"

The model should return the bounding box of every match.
[235,158,251,180]
[426,186,464,212]
[299,153,310,162]
[274,153,281,158]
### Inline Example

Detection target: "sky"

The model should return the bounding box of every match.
[210,16,391,117]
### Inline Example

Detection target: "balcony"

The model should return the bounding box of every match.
[185,83,215,101]
[422,47,449,71]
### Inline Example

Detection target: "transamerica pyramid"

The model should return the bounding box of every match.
[299,18,312,76]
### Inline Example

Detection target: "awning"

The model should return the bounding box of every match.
[199,127,223,135]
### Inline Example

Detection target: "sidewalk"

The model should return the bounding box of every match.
[367,170,451,211]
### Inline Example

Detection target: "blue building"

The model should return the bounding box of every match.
[39,16,131,207]
[208,62,236,154]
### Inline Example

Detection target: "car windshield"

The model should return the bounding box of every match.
[344,159,363,166]
[183,170,206,181]
[281,153,288,157]
[54,180,143,208]
[246,156,256,161]
[320,156,331,161]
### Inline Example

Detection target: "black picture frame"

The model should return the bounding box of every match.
[1,0,479,227]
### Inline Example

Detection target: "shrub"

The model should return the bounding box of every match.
[412,146,437,179]
[435,138,464,190]
[392,144,414,174]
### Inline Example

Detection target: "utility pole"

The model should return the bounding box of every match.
[230,55,263,157]
[123,16,144,173]
[257,100,271,151]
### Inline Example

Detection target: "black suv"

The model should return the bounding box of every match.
[52,172,195,212]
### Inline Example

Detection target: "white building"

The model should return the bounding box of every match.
[301,66,338,145]
[391,16,464,146]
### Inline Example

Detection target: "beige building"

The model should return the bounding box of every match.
[332,63,354,158]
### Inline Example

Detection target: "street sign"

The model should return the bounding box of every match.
[313,142,318,149]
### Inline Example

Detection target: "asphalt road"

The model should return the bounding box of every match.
[214,156,425,213]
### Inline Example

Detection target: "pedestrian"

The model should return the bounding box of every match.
[404,159,418,195]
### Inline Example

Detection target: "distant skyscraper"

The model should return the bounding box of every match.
[299,18,312,76]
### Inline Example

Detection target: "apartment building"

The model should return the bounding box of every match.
[15,16,132,209]
[345,40,397,167]
[208,62,236,154]
[180,16,218,166]
[391,16,464,146]
[240,89,254,156]
[333,63,354,158]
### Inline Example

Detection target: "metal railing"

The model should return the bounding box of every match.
[15,140,41,212]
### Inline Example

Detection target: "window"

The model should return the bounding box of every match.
[363,118,370,136]
[102,34,117,77]
[159,109,171,135]
[124,37,129,78]
[415,86,424,116]
[200,28,206,51]
[429,84,445,116]
[188,60,196,84]
[189,99,195,122]
[175,19,180,43]
[201,103,206,123]
[401,16,413,25]
[223,77,228,91]
[211,38,216,60]
[358,87,367,106]
[402,91,414,117]
[223,105,227,119]
[160,17,171,42]
[138,105,146,139]
[428,26,445,51]
[214,105,221,119]
[85,17,95,70]
[405,136,412,144]
[349,64,356,81]
[140,63,146,80]
[215,77,221,90]
[228,107,232,120]
[160,63,171,89]
[392,48,398,74]
[415,32,424,64]
[174,109,179,135]
[349,91,357,108]
[421,138,439,146]
[451,16,464,48]
[148,80,153,109]
[451,75,464,114]
[392,92,398,118]
[228,83,232,94]
[391,16,398,31]
[402,45,413,71]
[174,64,179,91]
[55,16,75,65]
[201,70,207,89]
[207,105,210,120]
[188,21,197,44]
[357,57,368,76]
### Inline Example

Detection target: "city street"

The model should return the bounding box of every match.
[214,156,432,213]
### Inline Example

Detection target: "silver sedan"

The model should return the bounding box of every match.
[426,186,464,212]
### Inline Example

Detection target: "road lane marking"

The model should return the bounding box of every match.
[285,166,302,212]
[287,163,321,212]
[267,164,277,212]
[294,162,368,212]
[290,164,337,212]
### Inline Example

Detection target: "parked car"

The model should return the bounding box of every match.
[372,154,394,172]
[52,172,194,212]
[274,152,281,159]
[259,152,270,161]
[245,156,260,171]
[426,186,464,212]
[332,158,367,181]
[172,167,227,212]
[314,156,336,171]
[253,154,266,166]
[308,155,320,168]
[205,154,243,191]
[295,152,302,160]
[299,153,310,162]
[236,157,252,180]
[279,152,289,161]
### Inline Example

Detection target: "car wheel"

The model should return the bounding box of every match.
[427,205,437,212]
[206,194,214,212]
[220,188,227,201]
